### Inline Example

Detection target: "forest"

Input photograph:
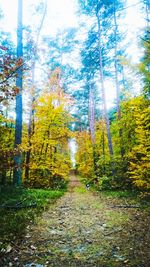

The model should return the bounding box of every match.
[0,0,150,266]
[0,0,149,191]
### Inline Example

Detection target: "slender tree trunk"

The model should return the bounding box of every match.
[89,83,95,144]
[89,82,97,174]
[113,2,124,158]
[13,0,23,185]
[96,13,113,157]
[24,1,47,182]
[113,3,121,121]
[53,146,57,163]
[24,67,35,182]
[101,118,106,174]
[121,65,126,92]
[102,122,105,157]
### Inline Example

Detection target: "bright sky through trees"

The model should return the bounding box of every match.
[0,3,149,265]
[0,0,77,34]
[0,0,145,108]
[0,0,149,252]
[0,0,144,50]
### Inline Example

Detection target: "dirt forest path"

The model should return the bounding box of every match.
[4,175,150,267]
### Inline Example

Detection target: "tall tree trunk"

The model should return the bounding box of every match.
[24,67,35,182]
[89,82,97,174]
[24,1,47,182]
[89,83,95,144]
[113,3,121,121]
[13,0,23,185]
[96,13,113,157]
[113,2,124,157]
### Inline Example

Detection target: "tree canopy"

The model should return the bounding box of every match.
[0,0,149,192]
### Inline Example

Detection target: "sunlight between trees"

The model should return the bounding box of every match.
[0,0,149,192]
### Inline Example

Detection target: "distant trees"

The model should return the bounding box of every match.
[76,0,126,174]
[76,95,150,190]
[139,29,150,98]
[0,0,73,187]
[25,0,47,182]
[76,0,150,191]
[23,70,73,188]
[0,2,24,186]
[0,0,149,192]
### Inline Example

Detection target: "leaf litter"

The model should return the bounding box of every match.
[0,175,150,267]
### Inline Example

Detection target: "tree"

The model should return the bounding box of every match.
[129,97,150,189]
[76,131,95,178]
[96,6,114,157]
[0,32,23,111]
[24,0,47,182]
[78,1,116,159]
[112,0,125,157]
[13,0,23,185]
[23,71,73,188]
[139,29,150,97]
[0,115,14,185]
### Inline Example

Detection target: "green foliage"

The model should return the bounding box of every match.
[22,70,73,188]
[138,28,150,97]
[0,0,149,195]
[73,185,87,193]
[101,189,138,199]
[76,96,150,192]
[75,131,95,178]
[98,175,112,190]
[0,66,73,188]
[75,0,150,193]
[128,97,150,189]
[0,115,14,184]
[0,185,65,242]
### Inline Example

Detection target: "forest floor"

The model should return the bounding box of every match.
[1,175,150,267]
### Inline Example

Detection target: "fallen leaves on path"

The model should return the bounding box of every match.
[1,176,150,267]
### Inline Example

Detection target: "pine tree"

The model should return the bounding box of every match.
[78,0,115,158]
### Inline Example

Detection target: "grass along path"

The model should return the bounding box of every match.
[1,175,150,267]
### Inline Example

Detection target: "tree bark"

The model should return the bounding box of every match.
[24,1,47,182]
[89,82,97,174]
[113,1,124,158]
[24,67,35,182]
[96,12,113,157]
[89,83,95,144]
[113,2,121,121]
[13,0,23,186]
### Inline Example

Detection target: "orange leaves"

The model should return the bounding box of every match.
[0,49,23,107]
[12,86,20,95]
[15,57,23,66]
